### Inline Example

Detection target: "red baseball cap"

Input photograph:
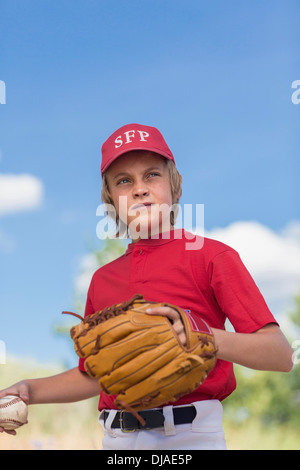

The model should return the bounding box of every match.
[101,123,175,176]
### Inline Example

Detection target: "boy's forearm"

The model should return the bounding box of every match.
[25,367,100,405]
[212,324,294,372]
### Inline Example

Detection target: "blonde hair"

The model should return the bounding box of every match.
[101,159,182,237]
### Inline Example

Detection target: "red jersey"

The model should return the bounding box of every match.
[78,228,278,411]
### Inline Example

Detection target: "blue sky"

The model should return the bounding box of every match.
[0,0,299,367]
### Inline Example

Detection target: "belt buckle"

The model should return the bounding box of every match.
[119,411,137,433]
[119,411,152,432]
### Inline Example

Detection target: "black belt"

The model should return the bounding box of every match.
[103,406,196,432]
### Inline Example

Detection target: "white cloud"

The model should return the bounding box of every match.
[0,173,44,216]
[197,220,300,318]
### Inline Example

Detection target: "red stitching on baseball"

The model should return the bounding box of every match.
[0,419,24,426]
[0,397,22,409]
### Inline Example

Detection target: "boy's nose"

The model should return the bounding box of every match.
[134,189,149,198]
[132,183,150,198]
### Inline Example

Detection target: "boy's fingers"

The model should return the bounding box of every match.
[0,382,30,405]
[18,384,30,404]
[146,306,187,346]
[146,306,179,321]
[0,426,17,436]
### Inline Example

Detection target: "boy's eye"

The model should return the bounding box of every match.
[116,173,160,185]
[117,178,130,185]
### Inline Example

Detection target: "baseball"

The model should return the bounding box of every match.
[0,395,28,431]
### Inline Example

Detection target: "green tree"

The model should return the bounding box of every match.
[54,238,127,336]
[223,290,300,428]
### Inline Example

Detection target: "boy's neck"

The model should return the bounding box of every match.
[131,225,175,243]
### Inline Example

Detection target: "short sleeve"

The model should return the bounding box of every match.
[209,250,278,333]
[78,278,95,372]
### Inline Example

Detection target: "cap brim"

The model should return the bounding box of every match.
[101,146,174,175]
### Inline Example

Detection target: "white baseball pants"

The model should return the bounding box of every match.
[98,400,227,450]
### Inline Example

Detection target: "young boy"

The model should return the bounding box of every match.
[0,123,293,450]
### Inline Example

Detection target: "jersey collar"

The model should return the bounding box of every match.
[125,228,185,255]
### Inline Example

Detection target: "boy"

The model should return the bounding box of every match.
[0,123,293,450]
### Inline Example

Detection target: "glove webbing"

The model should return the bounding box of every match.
[62,293,144,327]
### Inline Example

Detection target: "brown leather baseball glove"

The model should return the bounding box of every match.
[64,294,217,425]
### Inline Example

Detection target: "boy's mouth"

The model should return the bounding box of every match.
[131,202,153,210]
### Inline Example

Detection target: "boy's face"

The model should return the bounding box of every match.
[105,150,174,241]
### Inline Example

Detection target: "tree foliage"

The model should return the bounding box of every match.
[54,238,127,336]
[224,293,300,429]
